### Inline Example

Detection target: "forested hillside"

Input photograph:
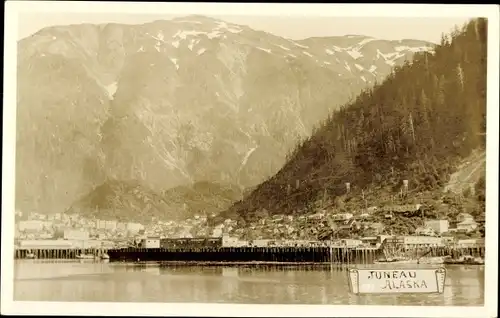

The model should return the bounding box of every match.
[220,18,487,224]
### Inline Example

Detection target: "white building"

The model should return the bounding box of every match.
[116,222,127,232]
[143,237,161,248]
[457,239,481,247]
[415,227,437,237]
[212,224,224,237]
[96,219,106,229]
[308,212,326,220]
[251,239,272,247]
[424,220,449,234]
[456,219,478,233]
[63,229,90,240]
[19,239,74,249]
[338,239,362,247]
[105,220,117,231]
[400,236,443,247]
[18,220,44,232]
[456,213,474,223]
[222,235,248,247]
[126,222,144,233]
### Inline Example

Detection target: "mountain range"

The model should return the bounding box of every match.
[15,15,434,220]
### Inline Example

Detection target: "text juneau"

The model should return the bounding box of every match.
[366,270,428,290]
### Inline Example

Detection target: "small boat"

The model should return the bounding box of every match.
[374,256,414,264]
[374,256,444,265]
[416,256,445,264]
[444,255,484,265]
[25,252,36,259]
[99,253,110,260]
[76,254,96,260]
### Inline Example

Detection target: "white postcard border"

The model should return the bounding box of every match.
[2,2,499,317]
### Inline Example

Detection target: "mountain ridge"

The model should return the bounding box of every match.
[16,15,435,220]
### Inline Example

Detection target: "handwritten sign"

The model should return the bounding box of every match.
[348,267,446,294]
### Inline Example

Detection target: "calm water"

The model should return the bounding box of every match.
[13,260,484,305]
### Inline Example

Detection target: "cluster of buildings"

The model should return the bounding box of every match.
[414,213,480,237]
[14,198,483,251]
[15,212,145,241]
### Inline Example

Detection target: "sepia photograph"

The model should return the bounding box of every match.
[2,2,499,317]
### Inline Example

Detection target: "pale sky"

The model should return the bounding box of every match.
[18,12,473,44]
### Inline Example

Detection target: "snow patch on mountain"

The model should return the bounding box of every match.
[239,146,258,172]
[357,37,375,47]
[157,31,165,42]
[344,63,352,72]
[173,20,203,25]
[291,40,309,49]
[395,45,434,53]
[257,47,272,53]
[325,49,335,55]
[214,21,242,34]
[105,82,118,98]
[354,64,364,71]
[197,48,206,55]
[207,30,222,39]
[346,49,363,60]
[169,57,179,70]
[303,51,313,57]
[172,40,180,48]
[173,30,205,39]
[275,44,290,51]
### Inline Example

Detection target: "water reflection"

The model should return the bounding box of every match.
[13,261,484,306]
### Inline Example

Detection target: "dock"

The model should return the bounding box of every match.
[14,244,485,264]
[14,248,109,259]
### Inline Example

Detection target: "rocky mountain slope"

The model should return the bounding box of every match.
[16,15,434,219]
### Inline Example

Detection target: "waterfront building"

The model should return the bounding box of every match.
[457,238,484,247]
[18,220,44,232]
[456,219,478,233]
[63,228,90,240]
[18,239,74,249]
[415,226,438,236]
[143,237,161,248]
[424,219,450,234]
[338,238,363,247]
[442,236,456,245]
[399,235,444,247]
[222,235,248,247]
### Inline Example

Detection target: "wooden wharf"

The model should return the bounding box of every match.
[14,245,485,264]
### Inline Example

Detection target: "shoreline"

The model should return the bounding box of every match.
[13,259,485,267]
